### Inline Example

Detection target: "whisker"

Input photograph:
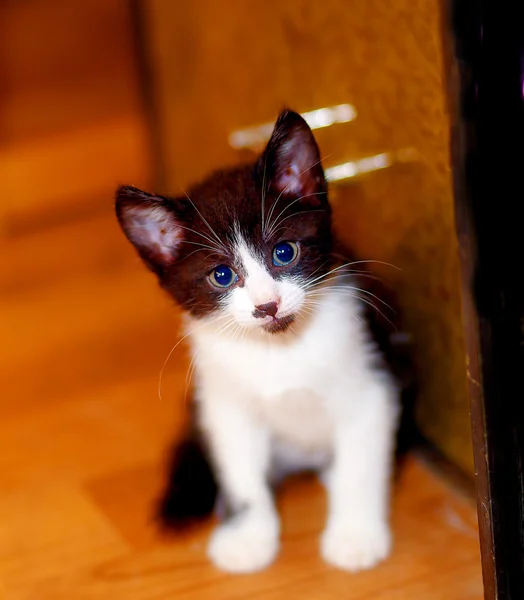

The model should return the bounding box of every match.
[301,298,363,325]
[329,252,398,272]
[261,152,268,236]
[302,267,372,284]
[176,224,225,253]
[304,261,330,283]
[304,260,399,289]
[227,323,242,343]
[264,156,328,235]
[304,273,381,290]
[217,318,239,338]
[158,313,227,401]
[308,288,395,328]
[181,189,227,250]
[308,285,394,311]
[125,220,223,254]
[266,209,327,238]
[303,262,367,288]
[178,247,214,263]
[236,323,248,344]
[183,350,200,406]
[181,240,218,251]
[299,305,318,317]
[344,259,401,270]
[351,294,396,328]
[265,193,327,239]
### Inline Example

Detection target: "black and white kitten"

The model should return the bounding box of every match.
[116,110,405,574]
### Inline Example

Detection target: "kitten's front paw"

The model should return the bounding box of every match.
[321,520,391,572]
[207,511,279,573]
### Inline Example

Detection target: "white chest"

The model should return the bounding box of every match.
[190,292,373,449]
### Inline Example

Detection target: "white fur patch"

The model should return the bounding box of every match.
[208,507,280,573]
[321,519,392,572]
[189,249,399,573]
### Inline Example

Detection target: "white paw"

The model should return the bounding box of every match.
[207,512,279,574]
[321,520,392,572]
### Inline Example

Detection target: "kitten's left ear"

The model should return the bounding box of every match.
[258,109,327,198]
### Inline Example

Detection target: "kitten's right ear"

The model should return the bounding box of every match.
[115,186,184,273]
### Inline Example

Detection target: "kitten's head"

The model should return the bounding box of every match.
[116,110,332,334]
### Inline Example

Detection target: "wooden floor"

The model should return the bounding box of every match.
[0,83,482,600]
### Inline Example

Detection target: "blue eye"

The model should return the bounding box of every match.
[209,265,238,288]
[272,241,298,266]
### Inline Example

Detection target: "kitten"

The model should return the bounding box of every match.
[116,109,409,574]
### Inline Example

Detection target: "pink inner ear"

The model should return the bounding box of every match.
[276,163,302,195]
[273,134,321,198]
[125,206,182,265]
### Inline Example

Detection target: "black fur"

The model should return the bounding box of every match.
[156,431,218,530]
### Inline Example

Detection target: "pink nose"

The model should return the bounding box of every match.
[253,301,279,319]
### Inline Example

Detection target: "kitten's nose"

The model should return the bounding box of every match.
[253,301,279,319]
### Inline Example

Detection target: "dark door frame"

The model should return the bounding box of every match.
[447,1,524,597]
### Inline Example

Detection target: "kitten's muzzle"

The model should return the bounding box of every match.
[252,301,279,319]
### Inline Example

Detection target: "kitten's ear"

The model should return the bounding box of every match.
[259,109,327,198]
[115,186,184,273]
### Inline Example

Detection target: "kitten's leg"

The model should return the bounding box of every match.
[199,396,279,573]
[321,380,399,572]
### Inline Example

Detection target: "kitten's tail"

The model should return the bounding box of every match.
[156,431,218,530]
